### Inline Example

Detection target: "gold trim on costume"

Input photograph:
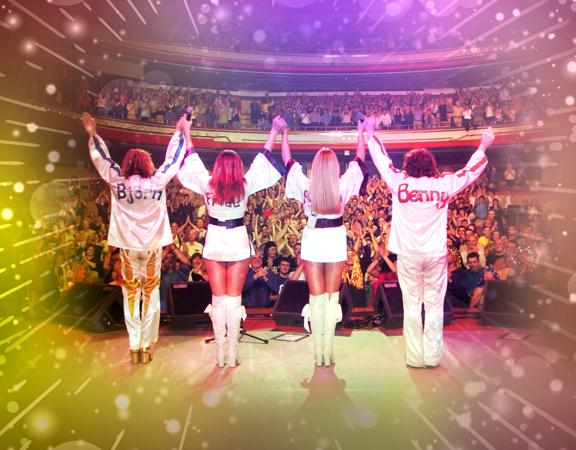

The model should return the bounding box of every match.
[121,249,140,318]
[141,251,160,318]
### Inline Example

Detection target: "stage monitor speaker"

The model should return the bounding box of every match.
[272,281,353,326]
[373,282,454,329]
[57,283,124,332]
[272,280,310,327]
[481,280,538,327]
[340,284,367,308]
[168,281,212,330]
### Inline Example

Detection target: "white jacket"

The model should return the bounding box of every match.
[88,131,186,250]
[367,135,488,256]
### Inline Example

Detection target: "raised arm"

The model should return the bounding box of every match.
[244,116,286,196]
[356,119,366,161]
[153,115,189,186]
[364,115,403,192]
[445,127,494,196]
[176,116,211,195]
[263,116,283,152]
[280,122,292,166]
[82,113,121,184]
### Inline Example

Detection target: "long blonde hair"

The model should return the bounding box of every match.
[309,147,341,215]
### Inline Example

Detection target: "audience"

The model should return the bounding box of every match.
[31,139,552,316]
[81,81,543,132]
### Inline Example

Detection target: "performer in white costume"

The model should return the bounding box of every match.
[281,121,367,366]
[177,117,285,367]
[363,116,495,368]
[82,112,189,364]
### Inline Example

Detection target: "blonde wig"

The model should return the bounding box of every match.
[309,147,341,215]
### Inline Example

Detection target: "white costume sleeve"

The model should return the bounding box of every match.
[367,135,404,194]
[88,135,122,185]
[339,158,368,205]
[152,131,187,186]
[440,147,488,196]
[245,150,285,196]
[284,161,309,204]
[176,152,210,195]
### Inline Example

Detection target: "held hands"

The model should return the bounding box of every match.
[177,114,192,136]
[363,115,378,138]
[272,116,287,134]
[81,112,97,137]
[480,127,495,148]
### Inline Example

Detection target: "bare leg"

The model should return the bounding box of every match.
[225,259,251,296]
[303,261,326,295]
[324,261,346,293]
[204,259,227,296]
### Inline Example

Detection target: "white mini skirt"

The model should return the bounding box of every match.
[300,225,347,263]
[203,224,252,262]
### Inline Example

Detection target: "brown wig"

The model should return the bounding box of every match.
[209,150,246,205]
[402,148,439,178]
[121,148,155,178]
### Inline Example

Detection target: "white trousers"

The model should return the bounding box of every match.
[120,248,162,351]
[396,254,447,367]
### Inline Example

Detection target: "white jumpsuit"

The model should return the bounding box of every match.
[367,135,488,367]
[88,131,186,351]
[285,159,366,262]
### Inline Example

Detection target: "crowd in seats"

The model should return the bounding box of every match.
[172,17,469,55]
[81,80,543,131]
[33,158,553,314]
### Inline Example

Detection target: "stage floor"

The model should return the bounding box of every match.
[1,314,575,450]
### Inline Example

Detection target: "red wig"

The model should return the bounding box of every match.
[402,148,439,178]
[209,150,246,205]
[121,148,155,178]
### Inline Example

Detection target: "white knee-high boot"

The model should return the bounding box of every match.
[324,291,343,366]
[302,293,328,366]
[205,295,227,368]
[225,296,246,368]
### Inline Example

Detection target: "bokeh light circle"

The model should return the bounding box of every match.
[253,29,266,44]
[166,419,181,434]
[46,84,57,95]
[360,0,414,21]
[6,401,19,413]
[115,394,130,409]
[1,208,14,221]
[45,163,55,173]
[13,182,25,193]
[48,150,61,163]
[550,379,563,392]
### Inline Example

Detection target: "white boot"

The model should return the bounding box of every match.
[205,295,227,368]
[323,291,343,366]
[302,293,327,366]
[225,296,245,368]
